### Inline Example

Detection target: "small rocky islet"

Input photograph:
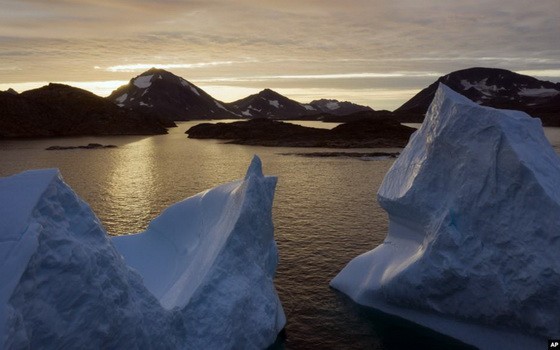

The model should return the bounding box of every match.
[186,118,416,148]
[45,143,117,150]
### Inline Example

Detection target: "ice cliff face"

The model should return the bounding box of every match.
[0,156,284,349]
[331,84,560,348]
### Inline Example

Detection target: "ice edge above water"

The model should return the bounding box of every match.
[331,84,560,350]
[1,156,285,349]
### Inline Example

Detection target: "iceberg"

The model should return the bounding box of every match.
[0,156,285,349]
[331,84,560,350]
[112,155,285,348]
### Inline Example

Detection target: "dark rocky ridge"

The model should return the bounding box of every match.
[186,118,415,148]
[108,68,239,123]
[0,84,168,138]
[396,67,560,126]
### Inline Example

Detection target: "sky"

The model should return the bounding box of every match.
[0,0,559,110]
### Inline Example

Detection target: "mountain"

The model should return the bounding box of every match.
[108,68,239,122]
[227,88,312,119]
[308,99,373,116]
[0,84,167,138]
[396,67,560,126]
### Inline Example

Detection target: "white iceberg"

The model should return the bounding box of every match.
[331,84,560,350]
[112,155,285,348]
[0,156,285,349]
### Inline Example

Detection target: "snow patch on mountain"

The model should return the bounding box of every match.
[115,93,128,104]
[518,87,559,97]
[189,86,200,96]
[269,100,280,108]
[133,75,153,89]
[460,78,503,96]
[326,101,340,110]
[214,101,228,111]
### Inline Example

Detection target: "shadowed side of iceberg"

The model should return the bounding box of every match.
[331,84,560,350]
[112,155,285,349]
[0,169,183,349]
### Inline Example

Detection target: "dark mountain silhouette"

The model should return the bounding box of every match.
[108,68,239,122]
[0,84,167,138]
[396,67,560,126]
[227,89,312,119]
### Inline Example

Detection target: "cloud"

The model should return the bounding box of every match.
[102,61,251,73]
[1,0,559,109]
[516,70,560,78]
[195,71,441,83]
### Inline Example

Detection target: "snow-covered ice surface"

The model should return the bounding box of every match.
[331,84,560,350]
[0,156,285,349]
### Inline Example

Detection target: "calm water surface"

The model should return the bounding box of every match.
[1,121,559,349]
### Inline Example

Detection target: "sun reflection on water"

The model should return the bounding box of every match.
[104,137,159,234]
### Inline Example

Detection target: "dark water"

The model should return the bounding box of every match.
[1,122,558,349]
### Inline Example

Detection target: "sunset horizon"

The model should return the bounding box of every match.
[1,0,558,110]
[2,1,560,348]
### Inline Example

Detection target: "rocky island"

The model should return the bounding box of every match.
[186,118,415,148]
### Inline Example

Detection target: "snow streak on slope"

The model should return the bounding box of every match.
[331,84,560,350]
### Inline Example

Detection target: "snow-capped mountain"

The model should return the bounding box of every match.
[108,68,239,122]
[308,99,373,116]
[228,88,312,119]
[396,67,560,125]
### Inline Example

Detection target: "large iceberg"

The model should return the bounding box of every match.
[331,84,560,349]
[0,156,285,349]
[112,156,285,348]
